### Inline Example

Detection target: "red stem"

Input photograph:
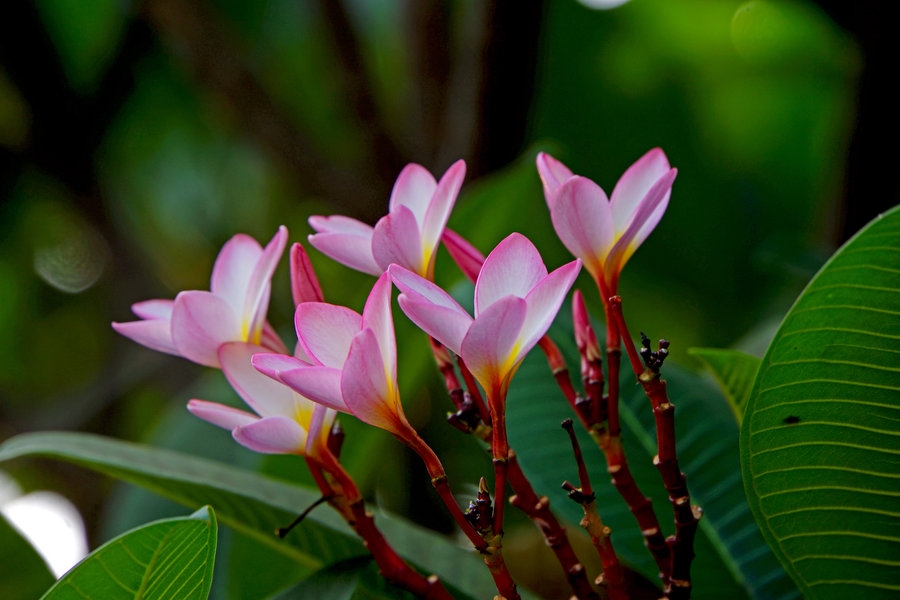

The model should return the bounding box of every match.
[608,296,701,599]
[307,453,453,599]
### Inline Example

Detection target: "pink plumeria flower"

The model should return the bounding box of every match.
[308,161,466,279]
[537,149,677,297]
[187,342,336,459]
[252,273,424,449]
[389,233,581,398]
[113,227,289,367]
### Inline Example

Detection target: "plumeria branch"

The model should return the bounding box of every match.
[538,302,671,583]
[560,419,626,600]
[430,341,597,600]
[609,296,701,600]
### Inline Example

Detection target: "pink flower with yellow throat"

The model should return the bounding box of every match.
[537,149,676,299]
[308,161,465,280]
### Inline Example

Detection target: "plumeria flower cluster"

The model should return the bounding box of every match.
[114,149,679,600]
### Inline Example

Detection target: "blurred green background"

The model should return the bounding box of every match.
[0,0,895,597]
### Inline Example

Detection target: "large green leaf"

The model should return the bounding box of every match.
[0,432,491,600]
[741,206,900,599]
[506,316,799,599]
[689,348,762,422]
[0,512,54,598]
[42,506,216,600]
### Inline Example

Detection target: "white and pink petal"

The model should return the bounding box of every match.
[233,416,308,454]
[475,233,547,315]
[171,291,241,367]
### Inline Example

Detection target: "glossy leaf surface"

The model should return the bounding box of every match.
[42,506,216,600]
[741,205,900,599]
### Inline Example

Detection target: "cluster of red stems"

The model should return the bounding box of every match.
[114,151,701,599]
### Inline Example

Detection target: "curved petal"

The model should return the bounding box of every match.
[233,416,307,455]
[475,233,547,316]
[341,329,411,439]
[211,234,263,315]
[251,352,310,380]
[275,365,348,412]
[460,295,527,392]
[605,168,677,278]
[441,229,484,284]
[361,273,396,382]
[131,299,174,320]
[171,291,241,367]
[389,163,437,224]
[187,399,259,430]
[536,152,574,210]
[244,226,288,341]
[219,342,297,418]
[309,214,373,235]
[308,215,379,276]
[609,148,671,233]
[390,265,472,354]
[294,302,361,368]
[372,205,424,274]
[517,259,582,362]
[112,319,178,356]
[290,242,324,305]
[389,265,470,315]
[421,160,465,257]
[550,176,614,279]
[397,295,472,356]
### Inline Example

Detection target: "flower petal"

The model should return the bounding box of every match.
[517,259,581,362]
[251,352,310,380]
[609,148,671,234]
[390,265,472,354]
[131,299,174,320]
[233,416,308,454]
[219,342,297,418]
[441,229,484,284]
[361,273,396,382]
[341,329,412,438]
[308,215,380,276]
[275,365,348,412]
[294,302,361,368]
[536,152,574,210]
[605,168,677,278]
[372,205,425,274]
[474,233,547,316]
[210,234,263,315]
[112,319,178,356]
[261,321,289,354]
[460,295,527,392]
[421,160,465,258]
[550,176,614,279]
[171,291,241,367]
[187,399,259,430]
[290,242,324,305]
[243,226,288,342]
[389,163,437,225]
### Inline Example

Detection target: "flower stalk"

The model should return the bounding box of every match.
[560,419,626,600]
[609,296,701,599]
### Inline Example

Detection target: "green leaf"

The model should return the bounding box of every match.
[0,432,491,600]
[41,506,216,600]
[506,314,799,599]
[0,512,54,598]
[741,206,900,599]
[689,348,762,422]
[274,556,416,600]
